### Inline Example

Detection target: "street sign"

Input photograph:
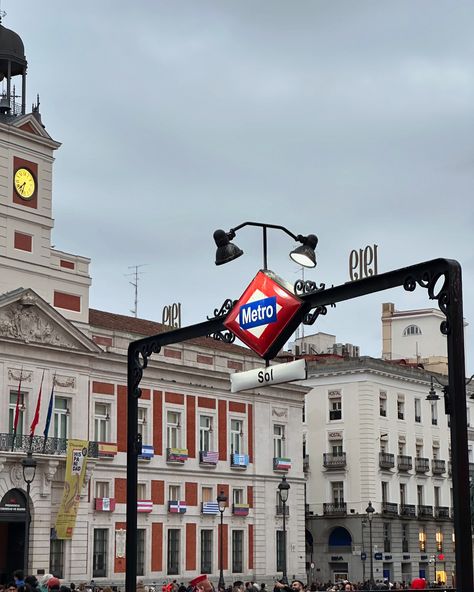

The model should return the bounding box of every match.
[230,359,307,393]
[224,270,302,358]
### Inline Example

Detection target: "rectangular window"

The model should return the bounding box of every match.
[202,486,213,503]
[233,488,244,505]
[398,440,406,455]
[95,481,110,499]
[431,401,438,426]
[414,398,421,422]
[331,482,344,506]
[53,397,69,439]
[232,530,244,573]
[397,398,405,420]
[169,484,181,501]
[276,530,285,572]
[400,483,406,506]
[137,483,146,499]
[417,485,424,506]
[9,391,26,435]
[137,407,148,441]
[329,397,342,421]
[273,424,286,457]
[419,527,426,552]
[434,486,440,508]
[94,402,110,442]
[436,529,443,552]
[167,529,180,575]
[381,482,388,505]
[137,529,145,576]
[93,528,108,577]
[416,444,423,458]
[383,523,391,552]
[230,419,243,454]
[402,524,409,552]
[50,539,64,578]
[167,411,181,449]
[331,439,343,456]
[199,415,213,452]
[379,392,387,417]
[201,530,213,574]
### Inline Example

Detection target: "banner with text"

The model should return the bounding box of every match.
[54,439,89,539]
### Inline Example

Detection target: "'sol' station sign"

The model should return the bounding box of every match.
[224,270,303,358]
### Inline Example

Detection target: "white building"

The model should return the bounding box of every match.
[0,21,308,586]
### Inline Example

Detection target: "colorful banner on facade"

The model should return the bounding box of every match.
[54,439,89,539]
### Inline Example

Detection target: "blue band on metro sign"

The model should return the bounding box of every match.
[239,296,277,329]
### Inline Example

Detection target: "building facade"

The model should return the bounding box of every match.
[0,22,308,585]
[303,354,473,585]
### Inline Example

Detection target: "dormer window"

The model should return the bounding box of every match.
[403,324,422,336]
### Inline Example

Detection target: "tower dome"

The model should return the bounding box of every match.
[0,24,26,76]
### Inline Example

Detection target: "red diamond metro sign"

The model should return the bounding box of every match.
[224,270,303,358]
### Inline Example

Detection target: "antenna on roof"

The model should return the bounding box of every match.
[126,264,148,318]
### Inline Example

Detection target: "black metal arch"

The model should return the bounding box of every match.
[126,258,472,592]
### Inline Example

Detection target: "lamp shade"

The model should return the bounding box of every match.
[214,229,243,266]
[278,475,290,503]
[289,234,318,268]
[22,451,37,484]
[365,501,375,521]
[217,490,227,512]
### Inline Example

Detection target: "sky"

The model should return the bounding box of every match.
[5,1,474,372]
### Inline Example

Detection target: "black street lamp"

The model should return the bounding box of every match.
[278,476,290,584]
[22,451,37,574]
[217,490,227,590]
[365,502,375,588]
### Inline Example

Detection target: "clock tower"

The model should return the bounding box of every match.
[0,21,91,324]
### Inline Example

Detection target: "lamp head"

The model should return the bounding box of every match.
[290,234,318,268]
[214,229,243,266]
[427,377,440,401]
[278,475,290,503]
[365,501,375,521]
[217,490,227,512]
[22,451,37,485]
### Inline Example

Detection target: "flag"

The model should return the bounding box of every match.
[137,500,153,513]
[273,457,292,471]
[168,500,187,514]
[43,375,55,440]
[30,370,44,437]
[200,450,219,465]
[201,502,219,515]
[231,453,249,467]
[13,369,23,435]
[232,504,250,516]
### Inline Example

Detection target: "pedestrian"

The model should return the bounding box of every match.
[47,579,61,592]
[6,582,17,592]
[39,576,53,592]
[189,575,214,592]
[13,572,25,589]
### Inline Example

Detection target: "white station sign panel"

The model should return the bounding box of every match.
[230,359,307,393]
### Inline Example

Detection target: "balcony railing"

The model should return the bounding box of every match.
[432,459,446,475]
[418,505,433,518]
[329,410,342,421]
[381,502,398,516]
[276,505,289,516]
[379,452,395,469]
[323,452,347,469]
[400,504,416,518]
[397,455,412,471]
[415,458,430,473]
[0,433,99,457]
[323,502,347,516]
[434,506,451,519]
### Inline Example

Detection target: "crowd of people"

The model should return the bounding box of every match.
[0,572,453,592]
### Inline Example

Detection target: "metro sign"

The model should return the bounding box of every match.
[224,270,303,358]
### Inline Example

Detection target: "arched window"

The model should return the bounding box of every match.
[328,526,352,548]
[403,324,422,336]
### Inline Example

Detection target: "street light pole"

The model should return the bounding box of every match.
[365,502,375,588]
[22,451,37,575]
[278,476,290,585]
[361,518,367,583]
[217,490,227,590]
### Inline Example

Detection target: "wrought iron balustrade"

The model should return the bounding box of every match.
[400,503,416,518]
[379,452,395,469]
[0,433,99,458]
[434,506,451,519]
[323,502,347,516]
[418,504,433,518]
[432,459,446,474]
[323,452,346,468]
[415,457,430,473]
[397,455,412,471]
[381,502,398,516]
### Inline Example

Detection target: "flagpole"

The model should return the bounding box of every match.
[42,373,55,454]
[29,370,44,452]
[11,368,23,452]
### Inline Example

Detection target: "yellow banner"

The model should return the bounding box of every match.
[54,439,89,539]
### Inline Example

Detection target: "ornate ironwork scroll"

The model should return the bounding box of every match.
[294,280,325,296]
[403,269,450,334]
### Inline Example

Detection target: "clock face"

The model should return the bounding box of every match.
[14,167,36,200]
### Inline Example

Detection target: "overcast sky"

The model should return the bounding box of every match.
[6,1,474,372]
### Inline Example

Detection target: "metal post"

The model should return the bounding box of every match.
[282,498,288,584]
[361,518,366,583]
[24,480,30,574]
[368,517,374,588]
[218,509,225,589]
[262,225,268,270]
